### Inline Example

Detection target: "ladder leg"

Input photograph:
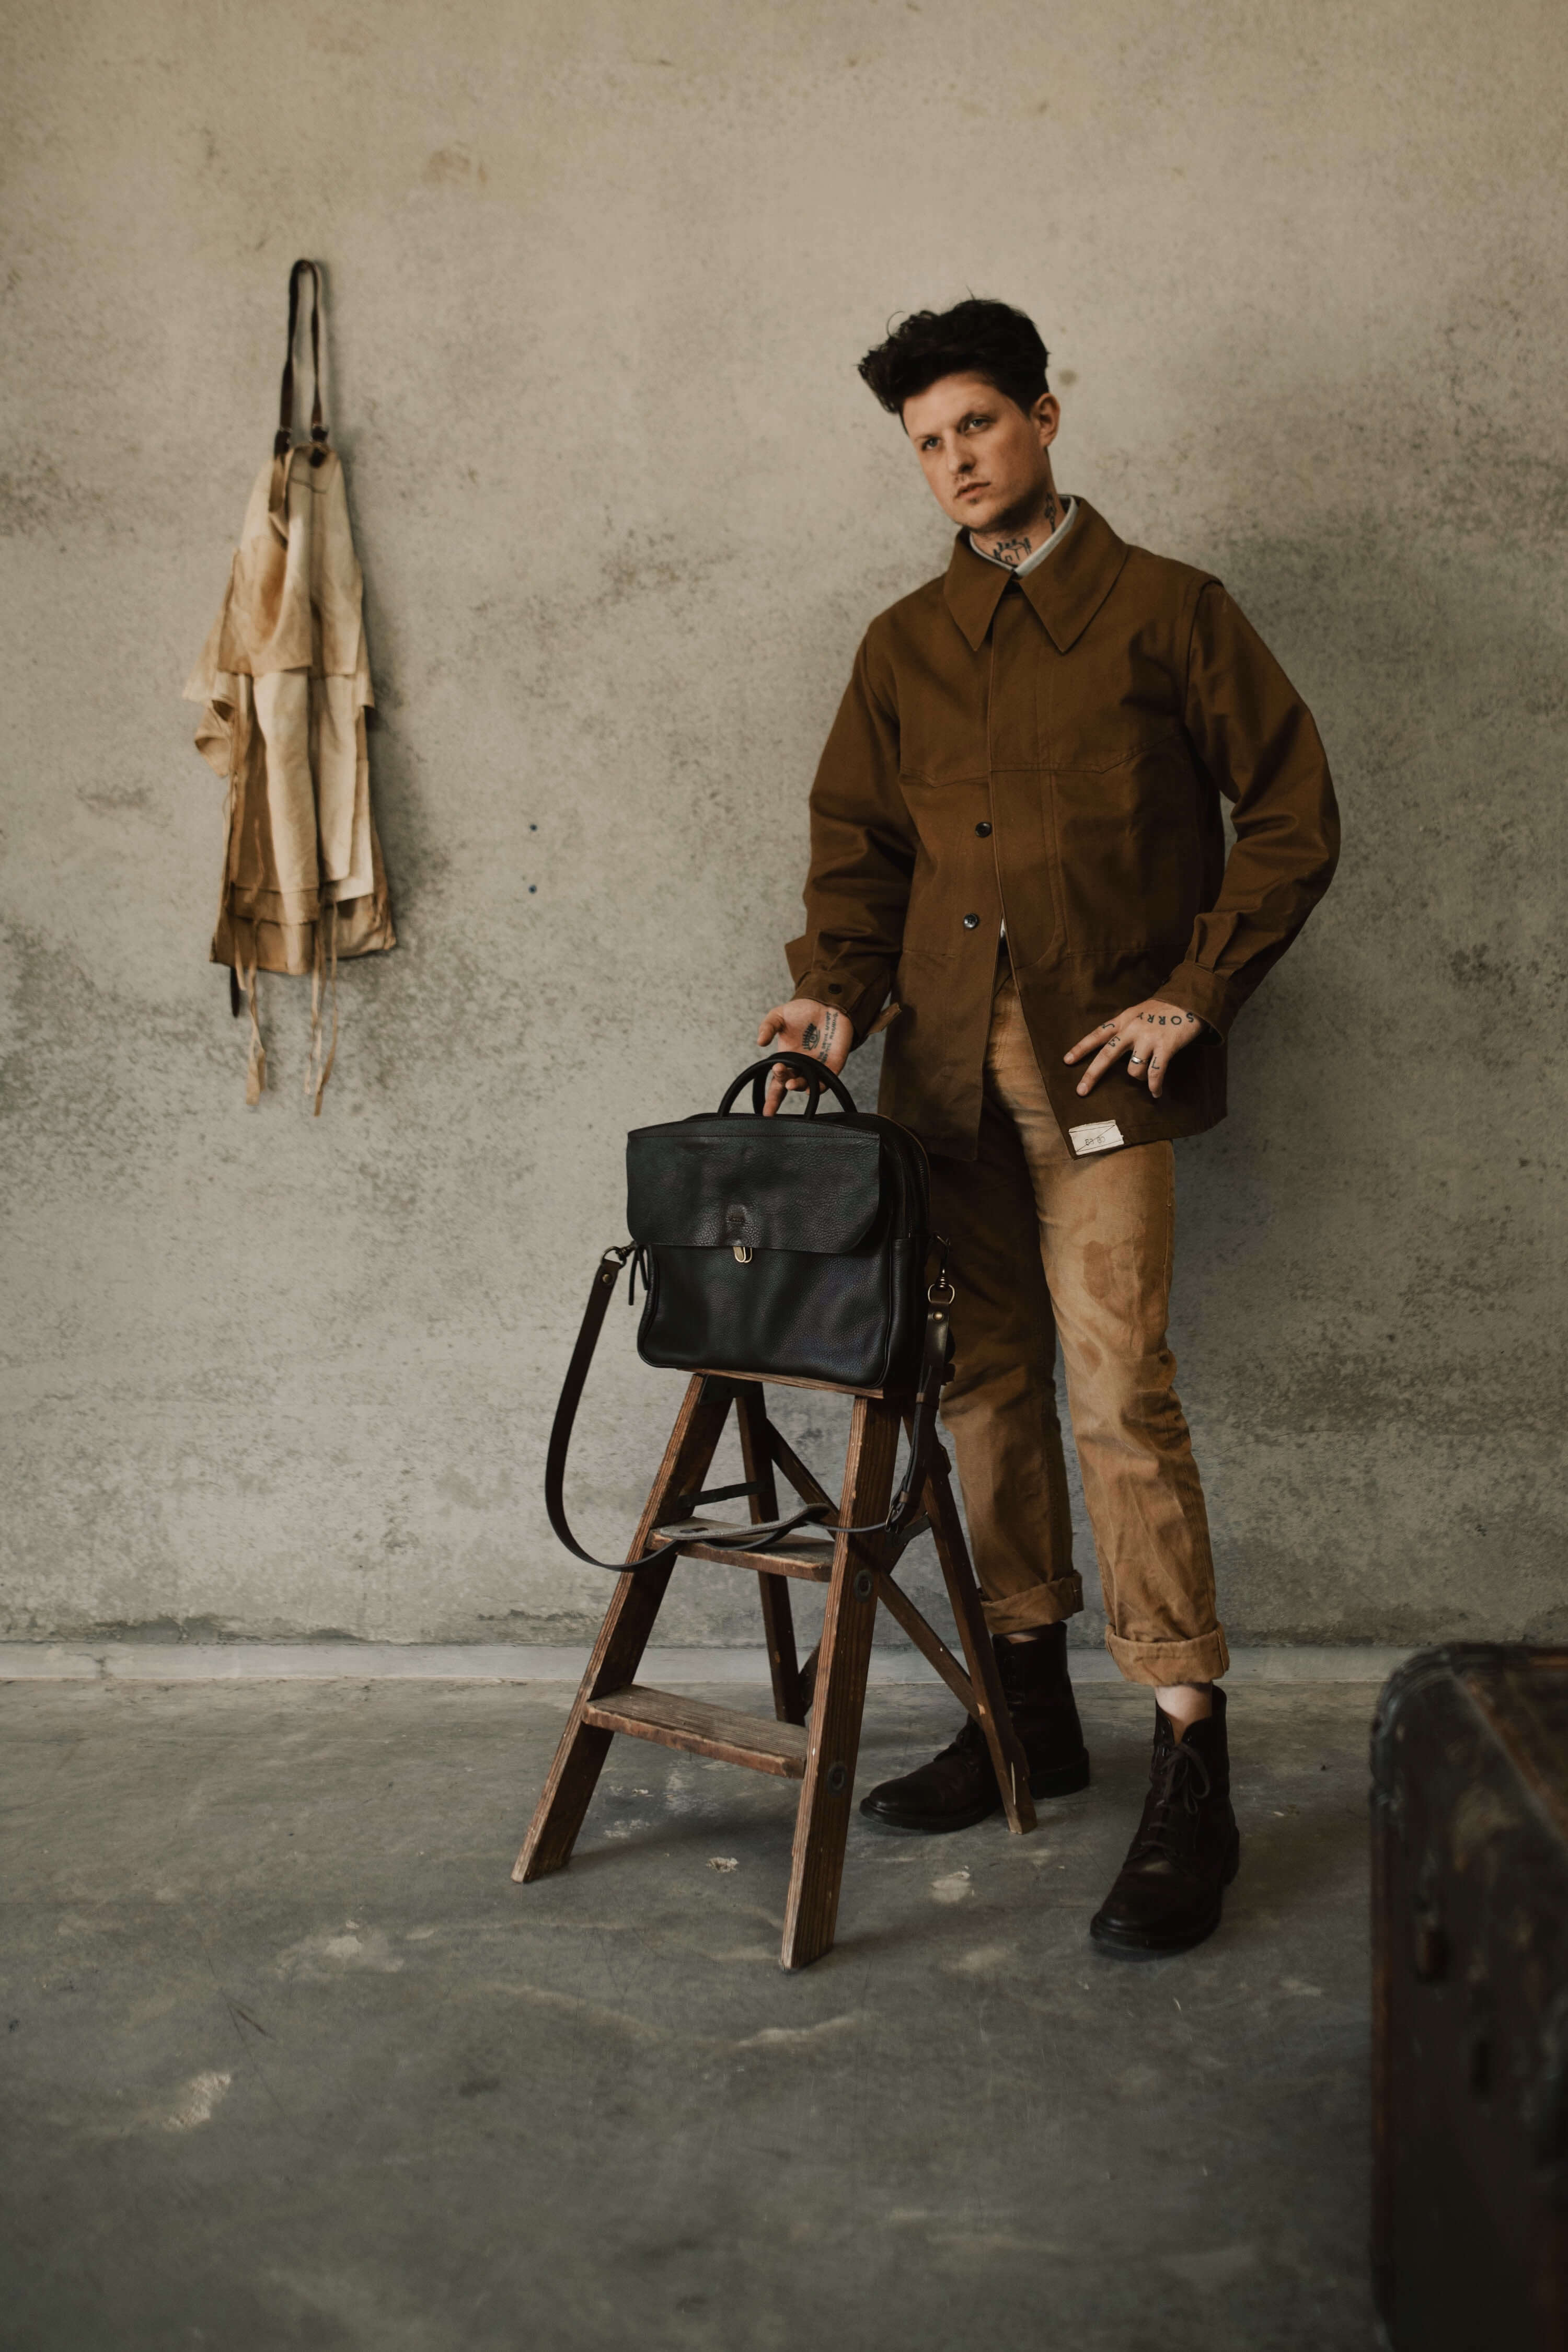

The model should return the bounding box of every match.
[780,1395,900,1968]
[766,1417,829,1716]
[757,1577,804,1726]
[925,1443,1037,1836]
[513,1376,735,1881]
[736,1385,805,1726]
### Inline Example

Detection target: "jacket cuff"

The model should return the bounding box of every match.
[1158,962,1236,1037]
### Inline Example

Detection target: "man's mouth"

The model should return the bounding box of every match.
[957,482,989,500]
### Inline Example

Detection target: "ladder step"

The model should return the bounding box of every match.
[582,1685,809,1778]
[649,1520,836,1582]
[649,1513,932,1583]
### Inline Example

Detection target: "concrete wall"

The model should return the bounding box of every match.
[4,0,1566,1650]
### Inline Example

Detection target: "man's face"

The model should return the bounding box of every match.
[901,372,1059,534]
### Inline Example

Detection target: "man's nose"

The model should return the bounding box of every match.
[949,443,974,476]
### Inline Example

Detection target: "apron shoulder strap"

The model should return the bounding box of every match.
[275,258,328,467]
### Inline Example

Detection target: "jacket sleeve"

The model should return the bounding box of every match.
[1159,582,1341,1035]
[785,632,917,1043]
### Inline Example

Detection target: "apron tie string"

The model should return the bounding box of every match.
[237,920,266,1106]
[306,902,341,1116]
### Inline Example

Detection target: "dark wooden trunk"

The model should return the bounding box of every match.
[1371,1645,1568,2350]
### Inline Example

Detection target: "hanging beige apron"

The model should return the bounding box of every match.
[185,260,395,1112]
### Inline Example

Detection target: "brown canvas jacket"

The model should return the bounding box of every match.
[787,497,1340,1161]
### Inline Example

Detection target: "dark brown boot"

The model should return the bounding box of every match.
[1089,1686,1239,1958]
[859,1624,1090,1833]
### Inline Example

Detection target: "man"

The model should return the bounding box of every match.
[757,299,1339,1957]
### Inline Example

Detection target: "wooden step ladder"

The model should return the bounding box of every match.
[513,1369,1037,1968]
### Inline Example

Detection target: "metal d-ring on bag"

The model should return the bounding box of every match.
[545,1051,955,1570]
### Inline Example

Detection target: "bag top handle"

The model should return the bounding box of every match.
[275,258,328,468]
[717,1053,857,1120]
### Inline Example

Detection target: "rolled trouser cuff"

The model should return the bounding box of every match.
[981,1572,1084,1639]
[1104,1625,1230,1686]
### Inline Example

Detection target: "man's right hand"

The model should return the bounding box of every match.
[755,999,852,1116]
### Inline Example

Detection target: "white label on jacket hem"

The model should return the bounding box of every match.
[1069,1119,1126,1156]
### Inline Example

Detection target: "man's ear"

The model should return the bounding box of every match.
[1032,393,1061,448]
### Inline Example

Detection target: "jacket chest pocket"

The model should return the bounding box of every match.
[1050,737,1208,953]
[1045,716,1184,775]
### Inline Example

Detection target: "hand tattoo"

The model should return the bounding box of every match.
[802,1021,820,1049]
[813,1010,840,1063]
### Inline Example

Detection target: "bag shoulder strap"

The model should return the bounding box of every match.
[545,1247,953,1573]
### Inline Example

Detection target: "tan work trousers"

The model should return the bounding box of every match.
[927,966,1229,1687]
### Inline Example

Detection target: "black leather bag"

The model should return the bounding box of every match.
[546,1053,952,1570]
[628,1052,931,1390]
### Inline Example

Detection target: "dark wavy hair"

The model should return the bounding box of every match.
[858,299,1050,418]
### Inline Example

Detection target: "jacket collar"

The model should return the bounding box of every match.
[941,497,1129,655]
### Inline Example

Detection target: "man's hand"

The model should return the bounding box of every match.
[1064,999,1206,1101]
[756,998,852,1116]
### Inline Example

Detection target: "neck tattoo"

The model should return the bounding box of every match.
[981,492,1059,568]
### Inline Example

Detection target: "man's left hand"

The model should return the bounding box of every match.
[1064,999,1206,1101]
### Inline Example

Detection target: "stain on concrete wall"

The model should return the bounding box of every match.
[3,0,1565,1646]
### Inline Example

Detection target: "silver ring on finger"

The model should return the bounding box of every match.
[1128,1053,1144,1066]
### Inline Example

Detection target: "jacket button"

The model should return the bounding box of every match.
[962,913,980,930]
[975,821,992,837]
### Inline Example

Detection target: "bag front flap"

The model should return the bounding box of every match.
[626,1117,886,1255]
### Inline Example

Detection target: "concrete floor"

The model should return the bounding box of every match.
[2,1677,1379,2351]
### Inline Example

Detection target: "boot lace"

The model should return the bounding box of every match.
[1130,1738,1213,1869]
[940,1714,987,1762]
